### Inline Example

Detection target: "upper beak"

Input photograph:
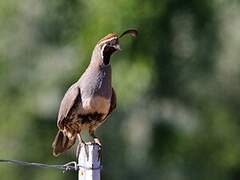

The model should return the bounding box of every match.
[114,44,121,51]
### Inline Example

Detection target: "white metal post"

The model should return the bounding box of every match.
[78,143,101,180]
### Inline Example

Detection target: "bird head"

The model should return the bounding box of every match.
[94,29,138,65]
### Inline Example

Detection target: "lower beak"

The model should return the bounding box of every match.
[114,44,121,51]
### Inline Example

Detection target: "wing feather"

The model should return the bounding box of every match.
[57,84,81,129]
[106,88,117,117]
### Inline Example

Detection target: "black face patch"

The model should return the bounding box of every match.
[102,45,117,65]
[100,37,119,65]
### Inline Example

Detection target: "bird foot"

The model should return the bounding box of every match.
[91,138,102,161]
[91,137,102,149]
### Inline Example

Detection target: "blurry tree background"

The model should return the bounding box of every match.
[0,0,240,179]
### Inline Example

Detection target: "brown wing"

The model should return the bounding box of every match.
[57,84,81,129]
[106,88,117,117]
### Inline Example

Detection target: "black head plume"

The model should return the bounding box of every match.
[119,29,138,38]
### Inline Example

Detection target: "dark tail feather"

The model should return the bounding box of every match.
[52,130,76,156]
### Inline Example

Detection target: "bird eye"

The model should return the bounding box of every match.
[107,42,111,46]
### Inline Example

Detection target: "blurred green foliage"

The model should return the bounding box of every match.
[0,0,240,179]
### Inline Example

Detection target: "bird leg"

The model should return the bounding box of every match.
[89,129,102,160]
[76,134,89,160]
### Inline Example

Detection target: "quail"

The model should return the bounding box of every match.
[52,29,138,156]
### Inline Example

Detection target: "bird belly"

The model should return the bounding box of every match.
[73,96,110,129]
[81,96,111,115]
[63,96,110,132]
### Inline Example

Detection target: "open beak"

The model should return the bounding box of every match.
[114,44,121,51]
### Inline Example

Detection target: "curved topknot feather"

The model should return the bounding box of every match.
[97,33,118,44]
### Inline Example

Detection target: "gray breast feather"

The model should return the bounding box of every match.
[79,65,112,99]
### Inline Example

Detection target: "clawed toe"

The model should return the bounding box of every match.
[93,138,102,147]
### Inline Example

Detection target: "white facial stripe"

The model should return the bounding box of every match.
[101,43,107,59]
[98,37,118,46]
[99,37,118,61]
